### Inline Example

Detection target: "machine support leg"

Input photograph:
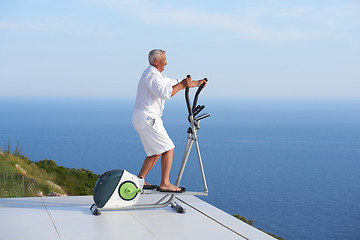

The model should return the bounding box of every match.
[175,133,194,187]
[195,136,208,192]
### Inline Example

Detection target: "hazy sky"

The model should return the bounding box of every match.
[1,0,359,100]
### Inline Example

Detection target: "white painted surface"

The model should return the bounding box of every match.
[0,195,275,240]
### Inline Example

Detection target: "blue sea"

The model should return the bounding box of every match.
[1,96,359,240]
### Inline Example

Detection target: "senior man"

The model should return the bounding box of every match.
[132,49,206,192]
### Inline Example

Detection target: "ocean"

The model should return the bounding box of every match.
[1,96,359,240]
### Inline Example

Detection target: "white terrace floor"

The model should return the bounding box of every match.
[0,195,275,240]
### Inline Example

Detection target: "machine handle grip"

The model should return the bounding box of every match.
[185,75,192,117]
[192,78,207,112]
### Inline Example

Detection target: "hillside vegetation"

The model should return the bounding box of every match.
[233,214,286,240]
[0,146,99,198]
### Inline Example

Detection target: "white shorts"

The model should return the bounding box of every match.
[133,113,175,156]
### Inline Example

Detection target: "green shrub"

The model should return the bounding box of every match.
[233,214,286,240]
[35,159,99,195]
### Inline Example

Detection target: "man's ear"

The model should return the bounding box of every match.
[153,58,159,66]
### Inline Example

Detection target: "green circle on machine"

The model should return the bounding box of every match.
[119,181,140,201]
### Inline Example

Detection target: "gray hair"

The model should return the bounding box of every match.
[148,49,165,64]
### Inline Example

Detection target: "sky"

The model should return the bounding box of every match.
[1,0,360,100]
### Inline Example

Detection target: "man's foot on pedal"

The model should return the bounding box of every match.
[158,184,186,193]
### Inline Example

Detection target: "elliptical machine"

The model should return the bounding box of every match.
[90,76,209,215]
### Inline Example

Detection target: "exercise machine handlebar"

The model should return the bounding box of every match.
[192,77,207,112]
[185,75,208,123]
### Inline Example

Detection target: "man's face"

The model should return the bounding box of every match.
[155,52,167,72]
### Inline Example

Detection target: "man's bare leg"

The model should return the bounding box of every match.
[159,148,181,191]
[138,154,161,185]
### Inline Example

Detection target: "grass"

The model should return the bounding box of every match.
[0,144,99,198]
[0,149,60,197]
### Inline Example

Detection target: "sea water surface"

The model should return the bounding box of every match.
[1,96,359,240]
